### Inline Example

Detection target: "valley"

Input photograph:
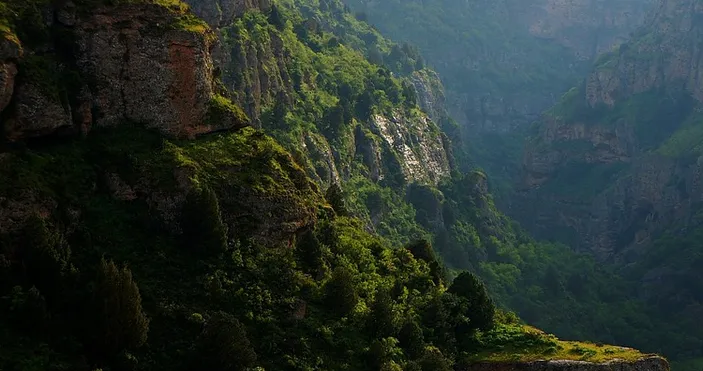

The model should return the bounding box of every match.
[0,0,699,370]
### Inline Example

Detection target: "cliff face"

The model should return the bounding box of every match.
[585,0,703,107]
[525,0,655,60]
[368,111,451,185]
[0,2,247,141]
[342,0,654,137]
[178,0,453,189]
[0,35,19,115]
[519,0,703,258]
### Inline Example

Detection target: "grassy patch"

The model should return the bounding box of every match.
[166,126,322,209]
[205,94,249,127]
[467,323,652,364]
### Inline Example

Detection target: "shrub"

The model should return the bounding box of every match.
[325,183,349,216]
[418,347,452,371]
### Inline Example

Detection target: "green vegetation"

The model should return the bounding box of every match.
[340,0,589,190]
[206,94,250,127]
[0,0,682,369]
[0,122,658,369]
[468,322,649,364]
[514,27,703,370]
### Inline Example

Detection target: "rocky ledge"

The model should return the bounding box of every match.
[462,356,669,371]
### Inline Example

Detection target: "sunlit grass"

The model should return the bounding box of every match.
[467,323,655,364]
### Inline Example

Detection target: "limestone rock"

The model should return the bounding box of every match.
[369,111,451,185]
[411,69,447,124]
[4,80,73,140]
[74,4,243,138]
[584,0,703,108]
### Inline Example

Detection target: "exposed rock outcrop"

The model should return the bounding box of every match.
[369,111,451,185]
[522,116,635,188]
[4,76,73,140]
[525,0,655,60]
[585,0,703,107]
[74,4,245,138]
[517,0,703,257]
[411,69,448,124]
[1,3,248,141]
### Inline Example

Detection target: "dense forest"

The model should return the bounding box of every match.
[0,0,697,370]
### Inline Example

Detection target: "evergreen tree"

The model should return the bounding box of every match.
[295,229,325,276]
[406,239,445,285]
[398,320,425,358]
[356,89,376,120]
[448,271,495,331]
[402,82,418,107]
[418,347,452,371]
[325,183,349,216]
[90,258,149,359]
[322,104,345,140]
[325,267,358,316]
[181,186,228,255]
[194,312,257,371]
[368,289,397,337]
[268,4,285,30]
[19,215,73,306]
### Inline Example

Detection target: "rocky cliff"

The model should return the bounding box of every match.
[0,0,675,369]
[342,0,654,137]
[0,1,248,141]
[519,0,703,257]
[524,0,655,60]
[516,0,703,363]
[179,0,453,190]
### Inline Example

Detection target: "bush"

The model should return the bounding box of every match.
[19,215,73,305]
[406,239,445,285]
[295,229,325,276]
[325,184,349,217]
[9,285,49,332]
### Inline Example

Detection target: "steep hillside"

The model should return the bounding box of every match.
[340,0,653,199]
[519,0,703,367]
[0,0,676,370]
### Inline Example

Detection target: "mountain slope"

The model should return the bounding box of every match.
[518,0,703,366]
[0,0,672,370]
[339,0,654,199]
